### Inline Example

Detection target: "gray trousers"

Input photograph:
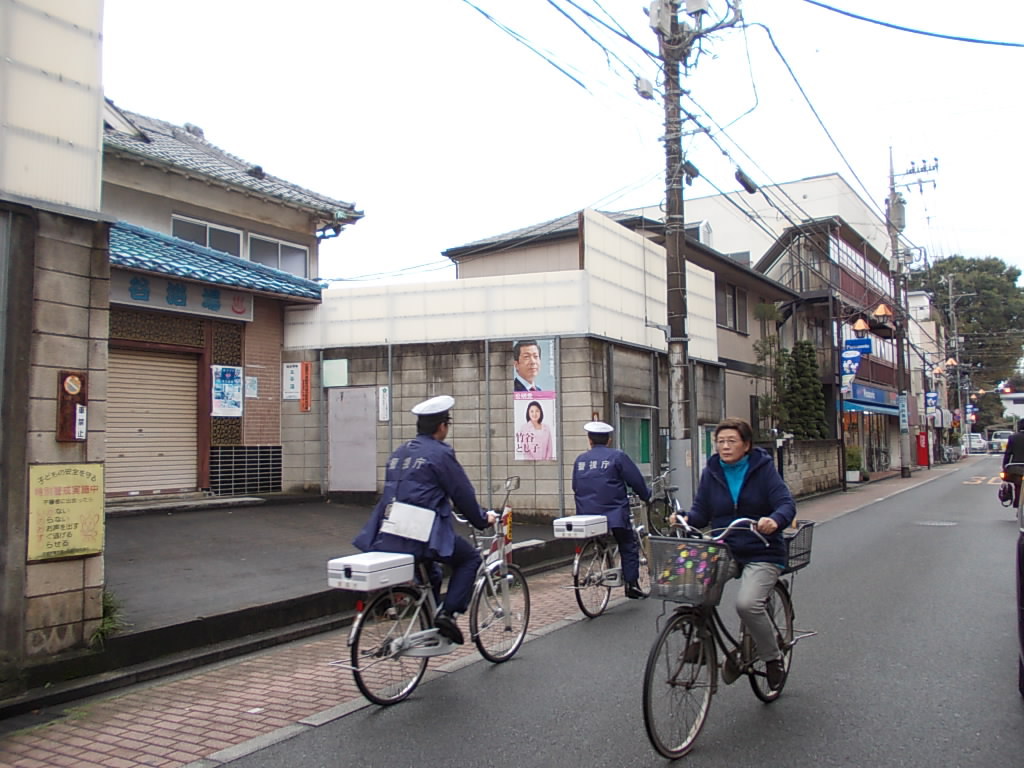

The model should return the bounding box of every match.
[730,560,783,663]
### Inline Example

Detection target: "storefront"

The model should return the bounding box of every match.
[842,383,899,472]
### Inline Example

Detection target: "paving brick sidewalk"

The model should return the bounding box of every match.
[0,462,964,768]
[0,567,593,768]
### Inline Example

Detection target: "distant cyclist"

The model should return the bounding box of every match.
[1002,418,1024,507]
[572,421,651,599]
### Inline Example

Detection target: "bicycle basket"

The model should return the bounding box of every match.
[648,536,734,606]
[782,520,814,573]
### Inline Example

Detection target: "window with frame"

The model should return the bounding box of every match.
[715,279,748,333]
[171,215,242,257]
[249,234,308,278]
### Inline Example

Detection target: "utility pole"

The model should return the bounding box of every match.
[650,0,742,502]
[887,150,912,477]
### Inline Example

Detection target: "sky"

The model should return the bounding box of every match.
[101,1,1024,286]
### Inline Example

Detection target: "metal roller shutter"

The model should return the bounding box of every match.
[107,349,198,495]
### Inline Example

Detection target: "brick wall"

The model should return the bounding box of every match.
[243,298,283,445]
[778,439,842,498]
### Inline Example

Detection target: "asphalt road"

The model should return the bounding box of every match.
[223,455,1024,768]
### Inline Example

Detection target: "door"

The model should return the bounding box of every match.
[327,387,377,492]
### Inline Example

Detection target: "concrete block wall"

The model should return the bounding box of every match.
[284,336,665,519]
[779,439,842,498]
[23,211,109,657]
[280,348,323,493]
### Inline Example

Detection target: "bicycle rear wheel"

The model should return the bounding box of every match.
[643,611,715,759]
[573,538,612,617]
[469,563,530,663]
[648,497,671,536]
[350,586,429,706]
[747,581,794,702]
[636,527,652,597]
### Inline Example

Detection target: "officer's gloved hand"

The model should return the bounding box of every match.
[485,510,499,527]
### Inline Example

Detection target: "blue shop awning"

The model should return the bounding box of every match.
[843,401,899,417]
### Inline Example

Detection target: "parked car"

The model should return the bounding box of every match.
[990,430,1013,454]
[962,433,988,454]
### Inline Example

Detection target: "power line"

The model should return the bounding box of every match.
[801,0,1024,48]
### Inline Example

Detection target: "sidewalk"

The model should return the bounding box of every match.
[0,460,972,741]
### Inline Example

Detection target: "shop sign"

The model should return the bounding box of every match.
[111,270,253,321]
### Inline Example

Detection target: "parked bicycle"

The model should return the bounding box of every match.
[647,467,683,536]
[558,495,652,618]
[332,477,530,706]
[642,518,816,759]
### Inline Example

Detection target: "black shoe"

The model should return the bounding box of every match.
[765,658,785,691]
[625,582,647,600]
[434,610,464,645]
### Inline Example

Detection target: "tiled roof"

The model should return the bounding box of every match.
[103,103,362,225]
[110,222,322,301]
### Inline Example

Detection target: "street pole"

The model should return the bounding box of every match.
[652,1,742,503]
[887,150,912,477]
[659,6,694,501]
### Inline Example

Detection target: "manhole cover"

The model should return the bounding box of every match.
[915,520,958,527]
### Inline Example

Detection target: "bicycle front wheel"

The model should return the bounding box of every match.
[469,563,530,663]
[747,581,795,702]
[350,586,429,706]
[573,538,612,617]
[636,527,652,597]
[643,610,715,759]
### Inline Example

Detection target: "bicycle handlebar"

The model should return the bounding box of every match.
[673,516,770,547]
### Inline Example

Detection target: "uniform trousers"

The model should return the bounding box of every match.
[610,525,640,584]
[429,535,482,615]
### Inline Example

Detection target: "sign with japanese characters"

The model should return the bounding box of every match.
[110,270,253,321]
[27,464,104,561]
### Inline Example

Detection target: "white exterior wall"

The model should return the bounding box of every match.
[285,209,717,357]
[0,0,104,211]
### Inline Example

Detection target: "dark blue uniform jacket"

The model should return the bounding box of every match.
[353,436,488,559]
[572,445,652,530]
[687,447,796,567]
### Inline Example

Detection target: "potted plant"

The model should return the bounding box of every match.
[845,444,863,483]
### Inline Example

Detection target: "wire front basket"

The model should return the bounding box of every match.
[782,520,814,574]
[648,536,734,606]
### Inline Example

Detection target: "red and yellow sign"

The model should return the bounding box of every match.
[27,463,105,561]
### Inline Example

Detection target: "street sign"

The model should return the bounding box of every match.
[844,338,873,355]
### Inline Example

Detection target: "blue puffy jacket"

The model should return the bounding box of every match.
[687,447,796,567]
[353,436,488,559]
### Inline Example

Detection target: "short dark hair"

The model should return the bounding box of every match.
[715,417,754,445]
[417,413,450,435]
[513,340,540,361]
[588,432,610,446]
[526,400,543,423]
[1017,418,1024,432]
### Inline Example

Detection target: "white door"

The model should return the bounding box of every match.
[327,387,377,492]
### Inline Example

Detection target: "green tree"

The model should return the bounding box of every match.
[909,255,1024,390]
[779,340,828,439]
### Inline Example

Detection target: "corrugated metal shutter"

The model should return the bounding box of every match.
[107,349,198,495]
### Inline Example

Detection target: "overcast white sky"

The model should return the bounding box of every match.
[102,0,1024,285]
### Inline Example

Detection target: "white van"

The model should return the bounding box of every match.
[963,433,988,454]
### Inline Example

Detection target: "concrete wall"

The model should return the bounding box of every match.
[281,336,664,516]
[19,211,108,661]
[779,439,842,498]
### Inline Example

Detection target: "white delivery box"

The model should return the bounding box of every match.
[553,514,608,539]
[328,552,415,591]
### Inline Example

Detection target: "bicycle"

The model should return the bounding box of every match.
[641,518,816,759]
[647,467,683,536]
[563,495,652,618]
[337,476,530,706]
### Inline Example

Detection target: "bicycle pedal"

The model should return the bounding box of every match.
[721,652,742,684]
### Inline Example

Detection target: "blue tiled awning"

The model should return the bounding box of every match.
[109,222,322,302]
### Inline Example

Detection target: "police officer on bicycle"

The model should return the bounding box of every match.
[572,421,652,599]
[353,395,496,645]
